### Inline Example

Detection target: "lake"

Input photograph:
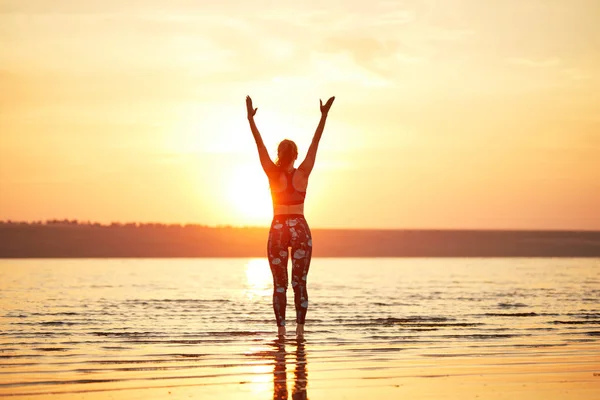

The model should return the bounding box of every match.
[1,258,599,399]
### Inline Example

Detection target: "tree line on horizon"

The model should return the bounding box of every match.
[0,219,255,229]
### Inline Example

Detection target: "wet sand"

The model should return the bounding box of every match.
[2,339,598,399]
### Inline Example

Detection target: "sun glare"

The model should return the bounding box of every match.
[228,166,272,225]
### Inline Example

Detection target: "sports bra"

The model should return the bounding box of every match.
[270,169,306,206]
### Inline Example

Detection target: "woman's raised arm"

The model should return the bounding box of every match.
[246,96,277,175]
[298,96,335,176]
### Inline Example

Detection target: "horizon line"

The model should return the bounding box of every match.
[1,219,599,233]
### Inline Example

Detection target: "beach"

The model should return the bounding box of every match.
[1,258,598,399]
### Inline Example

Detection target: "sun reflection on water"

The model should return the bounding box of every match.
[248,364,272,396]
[245,258,272,300]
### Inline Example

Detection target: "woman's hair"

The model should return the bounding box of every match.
[275,139,298,169]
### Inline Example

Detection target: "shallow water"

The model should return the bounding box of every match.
[0,258,599,398]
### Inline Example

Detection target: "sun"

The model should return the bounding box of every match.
[227,165,273,225]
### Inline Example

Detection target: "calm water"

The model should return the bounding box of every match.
[1,258,599,398]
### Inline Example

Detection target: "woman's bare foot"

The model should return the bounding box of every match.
[296,324,304,339]
[278,326,286,336]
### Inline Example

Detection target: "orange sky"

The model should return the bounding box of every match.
[1,0,599,229]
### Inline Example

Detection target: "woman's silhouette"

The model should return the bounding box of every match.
[246,95,335,337]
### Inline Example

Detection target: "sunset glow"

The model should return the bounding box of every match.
[1,0,599,229]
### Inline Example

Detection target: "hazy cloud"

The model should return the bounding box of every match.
[507,57,561,67]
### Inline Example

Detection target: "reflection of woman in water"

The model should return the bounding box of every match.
[272,338,308,400]
[246,95,335,337]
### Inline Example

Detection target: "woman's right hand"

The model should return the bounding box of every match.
[246,96,258,118]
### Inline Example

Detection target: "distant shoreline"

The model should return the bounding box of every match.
[2,222,600,258]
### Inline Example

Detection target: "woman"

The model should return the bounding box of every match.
[246,95,335,337]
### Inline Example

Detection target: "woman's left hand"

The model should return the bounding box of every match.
[320,96,335,115]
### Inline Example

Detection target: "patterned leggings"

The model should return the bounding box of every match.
[267,214,312,327]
